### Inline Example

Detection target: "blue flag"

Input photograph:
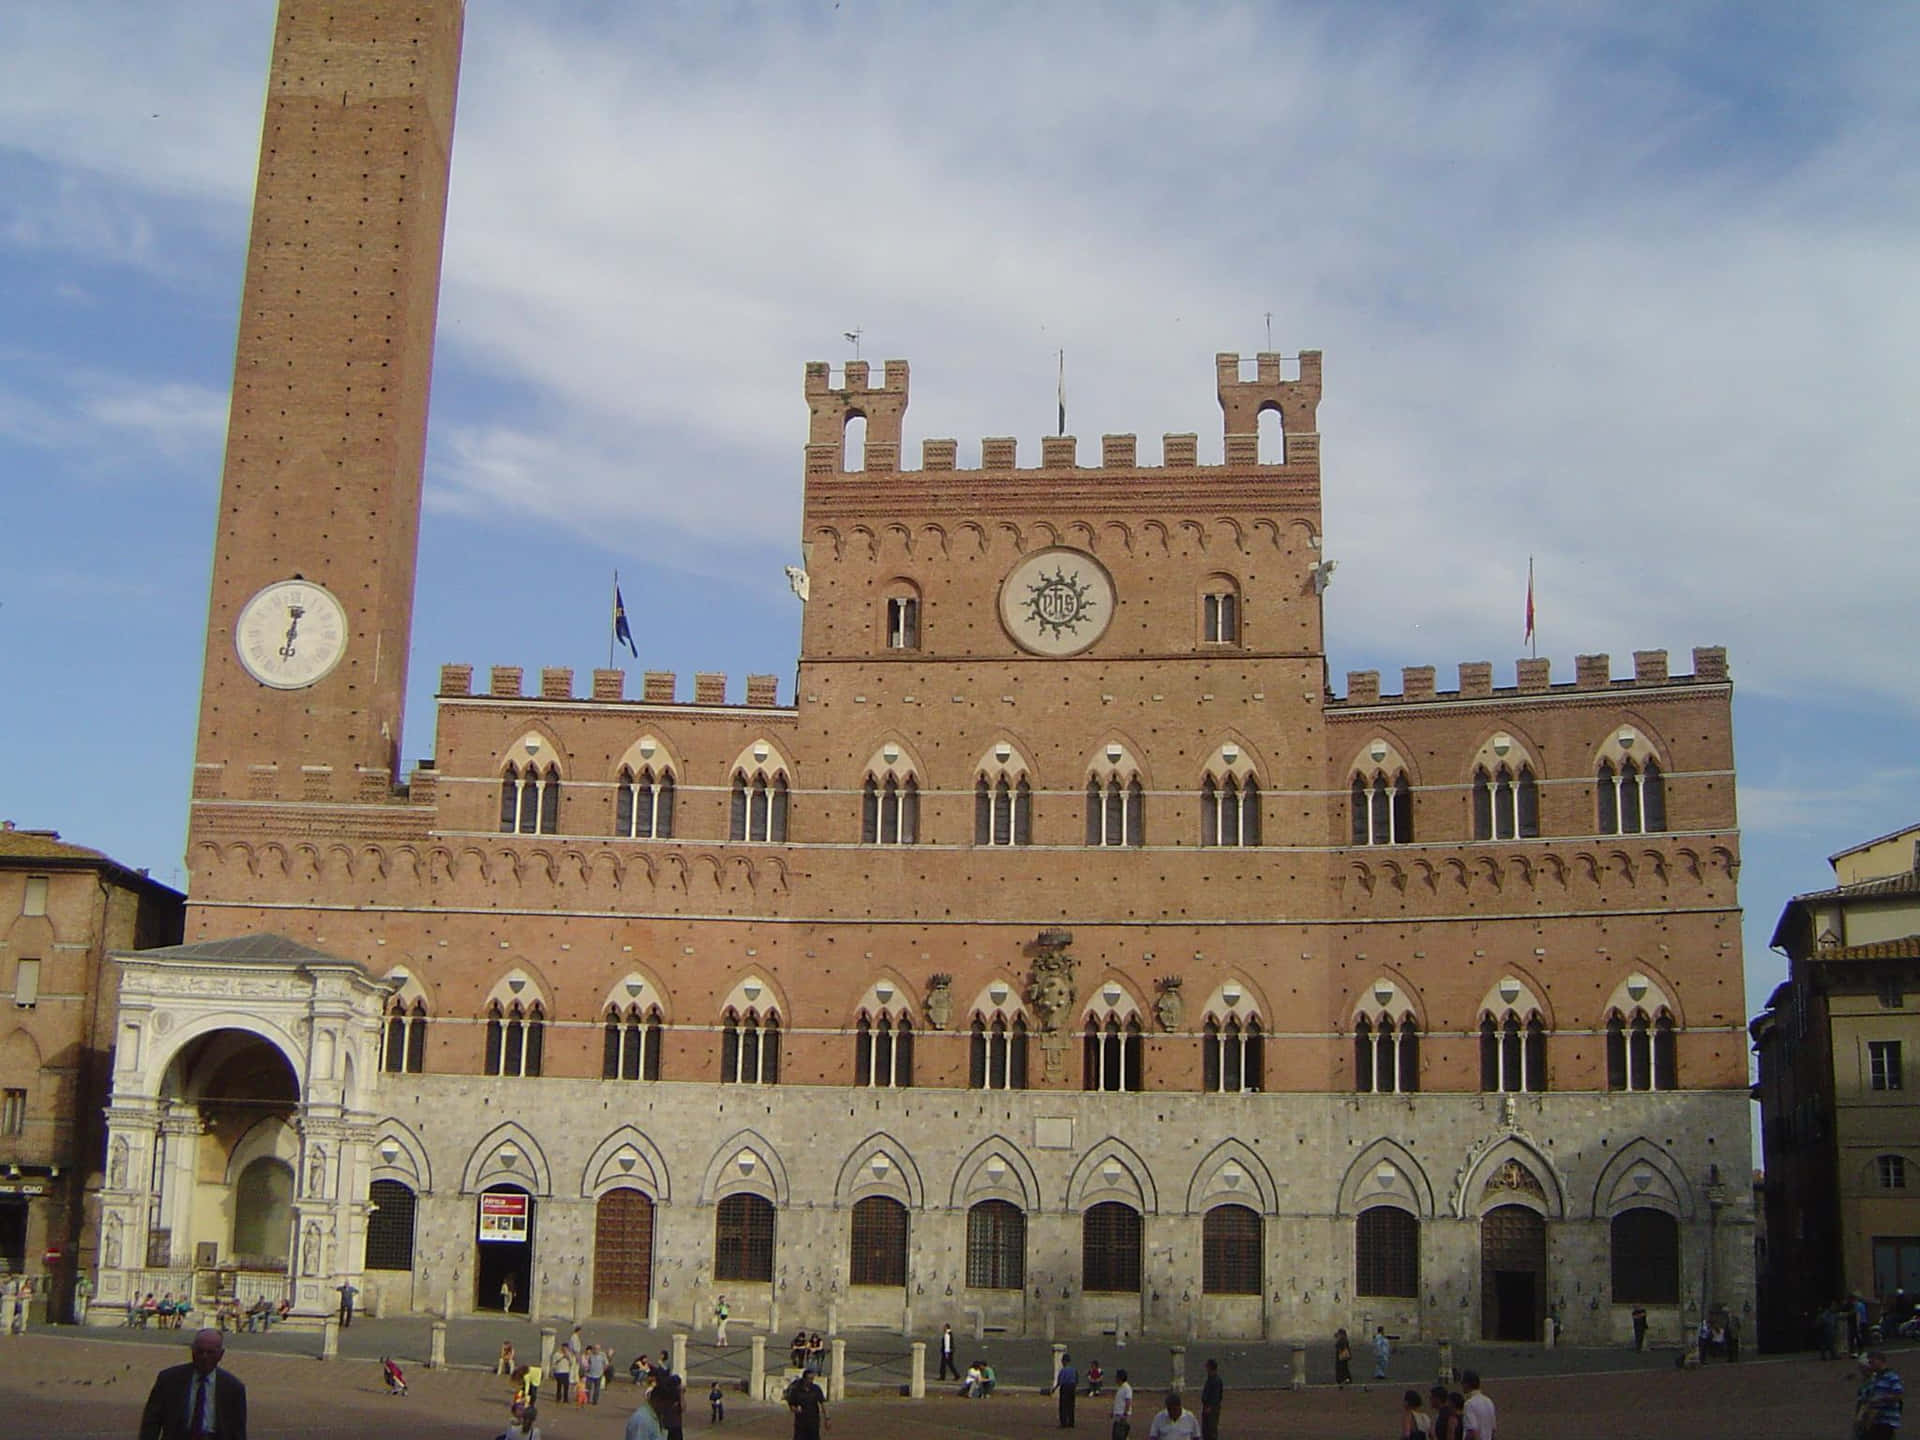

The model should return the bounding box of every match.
[613,584,638,657]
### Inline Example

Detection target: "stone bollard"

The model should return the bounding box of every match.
[1437,1339,1455,1384]
[827,1300,839,1336]
[429,1320,447,1369]
[671,1332,688,1378]
[539,1326,556,1372]
[321,1315,339,1361]
[1544,1315,1557,1348]
[910,1341,926,1399]
[443,1287,454,1320]
[1170,1345,1186,1393]
[647,1295,659,1329]
[1290,1342,1307,1390]
[829,1337,847,1402]
[1051,1342,1067,1386]
[768,1293,780,1334]
[750,1335,767,1400]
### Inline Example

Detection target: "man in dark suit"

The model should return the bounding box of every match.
[140,1328,247,1440]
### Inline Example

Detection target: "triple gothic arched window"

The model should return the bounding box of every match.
[1352,771,1413,845]
[485,1000,545,1077]
[1599,758,1666,834]
[729,770,789,842]
[499,761,560,836]
[1606,1009,1678,1090]
[615,765,675,839]
[602,1004,664,1080]
[382,997,427,1074]
[970,1013,1030,1090]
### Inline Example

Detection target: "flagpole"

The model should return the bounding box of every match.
[1525,557,1537,660]
[1057,349,1065,437]
[609,570,618,671]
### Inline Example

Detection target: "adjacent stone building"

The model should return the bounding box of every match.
[0,825,183,1319]
[1753,823,1920,1347]
[90,0,1754,1343]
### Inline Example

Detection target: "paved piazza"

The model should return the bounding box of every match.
[3,1333,1882,1439]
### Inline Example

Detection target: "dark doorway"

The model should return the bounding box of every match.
[0,1201,25,1275]
[592,1187,654,1319]
[1481,1204,1546,1341]
[475,1185,534,1314]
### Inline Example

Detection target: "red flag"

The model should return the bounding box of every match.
[1524,557,1535,644]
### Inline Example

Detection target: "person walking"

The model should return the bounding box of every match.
[1428,1385,1459,1440]
[335,1279,357,1328]
[1334,1328,1354,1387]
[785,1369,828,1440]
[938,1322,960,1382]
[1856,1351,1905,1440]
[1055,1352,1080,1427]
[1199,1359,1223,1440]
[1110,1366,1134,1440]
[1146,1391,1201,1440]
[1631,1305,1649,1351]
[139,1328,249,1440]
[1373,1327,1393,1379]
[714,1293,731,1346]
[623,1387,666,1440]
[551,1343,575,1405]
[1460,1370,1496,1440]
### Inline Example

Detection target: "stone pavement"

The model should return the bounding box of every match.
[58,1310,1737,1391]
[2,1328,1895,1438]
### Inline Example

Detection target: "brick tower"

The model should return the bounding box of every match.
[189,1,464,824]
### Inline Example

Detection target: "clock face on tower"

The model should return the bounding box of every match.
[998,547,1116,657]
[234,579,348,689]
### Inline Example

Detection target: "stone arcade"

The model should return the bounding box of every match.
[90,0,1753,1344]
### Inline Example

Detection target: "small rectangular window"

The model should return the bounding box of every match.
[1881,979,1905,1009]
[1881,1155,1908,1190]
[0,1090,23,1137]
[22,877,48,917]
[1871,1040,1904,1092]
[12,959,39,1008]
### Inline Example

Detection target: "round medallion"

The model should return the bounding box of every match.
[998,548,1115,656]
[234,579,348,689]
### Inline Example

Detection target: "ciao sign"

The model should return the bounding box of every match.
[477,1192,529,1243]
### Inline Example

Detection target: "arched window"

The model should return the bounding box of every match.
[714,1193,775,1281]
[364,1178,418,1271]
[602,1004,664,1081]
[1356,1206,1419,1297]
[861,774,920,844]
[730,768,789,842]
[1599,757,1667,835]
[1606,1009,1678,1091]
[1203,1014,1264,1093]
[1201,773,1262,847]
[485,1000,544,1078]
[1351,771,1414,845]
[966,1200,1026,1290]
[854,1010,914,1088]
[499,761,561,835]
[975,775,1033,846]
[1202,1204,1262,1294]
[721,1008,780,1085]
[849,1195,909,1287]
[884,586,921,650]
[1479,1010,1547,1092]
[383,996,427,1074]
[970,1012,1030,1090]
[615,766,676,839]
[1082,1201,1143,1293]
[1083,1009,1144,1093]
[1472,764,1538,841]
[1610,1208,1679,1303]
[1202,579,1241,644]
[1086,748,1146,847]
[232,1157,294,1266]
[1880,1155,1909,1190]
[1355,1013,1420,1094]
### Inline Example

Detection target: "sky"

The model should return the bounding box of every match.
[3,1,1918,1056]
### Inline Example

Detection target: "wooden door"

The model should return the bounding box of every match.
[593,1187,654,1318]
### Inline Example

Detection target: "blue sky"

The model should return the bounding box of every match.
[4,2,1918,1047]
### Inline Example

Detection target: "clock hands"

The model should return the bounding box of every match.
[279,604,306,660]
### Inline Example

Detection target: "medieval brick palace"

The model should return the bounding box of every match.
[88,0,1753,1345]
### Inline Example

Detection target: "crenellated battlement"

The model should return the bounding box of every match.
[805,350,1324,481]
[437,664,788,709]
[1331,647,1729,708]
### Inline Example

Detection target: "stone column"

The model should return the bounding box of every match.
[1290,1342,1307,1390]
[909,1341,926,1399]
[539,1325,556,1371]
[672,1331,688,1377]
[1170,1345,1187,1392]
[829,1337,846,1402]
[1437,1339,1454,1383]
[321,1315,339,1360]
[750,1335,767,1399]
[429,1320,447,1369]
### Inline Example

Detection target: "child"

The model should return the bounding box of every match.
[709,1379,725,1422]
[1085,1359,1104,1396]
[382,1355,408,1396]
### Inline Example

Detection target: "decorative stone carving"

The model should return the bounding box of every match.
[109,1138,129,1190]
[1024,931,1077,1032]
[307,1148,326,1198]
[1153,976,1185,1032]
[1483,1158,1546,1202]
[301,1220,322,1275]
[103,1215,123,1269]
[923,974,953,1030]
